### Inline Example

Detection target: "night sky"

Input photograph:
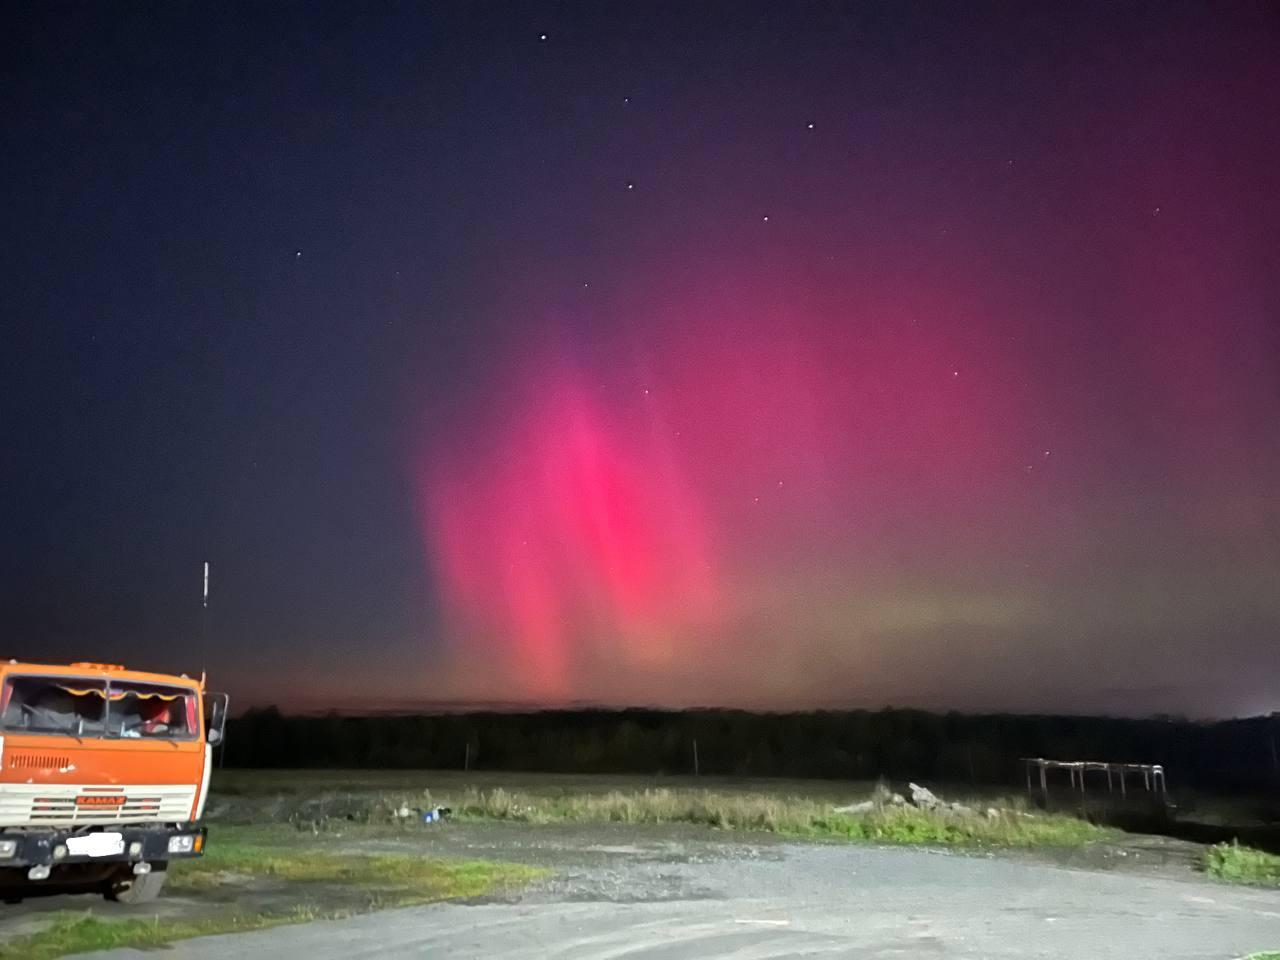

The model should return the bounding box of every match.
[4,2,1278,718]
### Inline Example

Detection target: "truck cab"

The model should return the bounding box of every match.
[0,661,227,903]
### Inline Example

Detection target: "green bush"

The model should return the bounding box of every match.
[1204,842,1280,887]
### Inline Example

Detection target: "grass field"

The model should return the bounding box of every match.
[211,769,1109,848]
[452,785,1107,845]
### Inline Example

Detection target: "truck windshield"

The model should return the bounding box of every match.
[105,681,198,740]
[0,677,107,736]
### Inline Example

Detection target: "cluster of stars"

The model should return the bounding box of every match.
[525,24,1067,508]
[525,34,828,317]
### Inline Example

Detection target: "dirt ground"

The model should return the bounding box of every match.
[87,822,1280,960]
[2,771,1274,957]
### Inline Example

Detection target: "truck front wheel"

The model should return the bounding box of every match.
[105,864,168,904]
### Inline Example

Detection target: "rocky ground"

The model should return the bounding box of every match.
[80,824,1280,959]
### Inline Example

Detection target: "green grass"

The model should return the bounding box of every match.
[0,911,314,960]
[1204,841,1280,887]
[169,825,542,903]
[453,785,1107,847]
[0,826,543,960]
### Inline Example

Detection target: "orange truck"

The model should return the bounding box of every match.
[0,661,228,902]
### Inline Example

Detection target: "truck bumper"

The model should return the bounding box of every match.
[1,825,206,867]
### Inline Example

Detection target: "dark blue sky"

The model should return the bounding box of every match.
[3,2,1278,716]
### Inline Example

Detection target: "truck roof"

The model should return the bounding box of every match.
[0,660,202,690]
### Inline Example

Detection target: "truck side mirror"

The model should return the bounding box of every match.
[206,692,229,746]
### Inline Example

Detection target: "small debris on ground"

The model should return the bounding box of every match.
[833,800,876,815]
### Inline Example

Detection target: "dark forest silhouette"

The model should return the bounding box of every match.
[225,708,1280,793]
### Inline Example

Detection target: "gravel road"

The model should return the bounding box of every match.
[88,829,1280,960]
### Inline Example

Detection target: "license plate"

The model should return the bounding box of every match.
[67,832,125,858]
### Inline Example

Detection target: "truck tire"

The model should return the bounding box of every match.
[105,864,168,904]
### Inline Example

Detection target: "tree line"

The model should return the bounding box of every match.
[223,707,1280,791]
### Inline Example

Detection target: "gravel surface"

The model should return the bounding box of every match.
[84,826,1280,960]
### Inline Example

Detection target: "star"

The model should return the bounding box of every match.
[624,97,631,104]
[626,181,635,190]
[762,214,770,222]
[806,122,814,129]
[538,33,548,42]
[294,250,302,258]
[951,369,960,378]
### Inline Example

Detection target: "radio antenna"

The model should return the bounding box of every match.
[200,561,209,674]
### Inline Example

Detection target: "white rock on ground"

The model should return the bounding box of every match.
[908,783,941,809]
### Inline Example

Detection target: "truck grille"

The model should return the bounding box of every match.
[5,753,72,771]
[0,784,196,826]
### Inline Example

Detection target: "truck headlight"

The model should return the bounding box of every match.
[0,840,16,858]
[167,835,196,854]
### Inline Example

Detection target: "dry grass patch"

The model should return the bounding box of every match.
[454,786,1105,847]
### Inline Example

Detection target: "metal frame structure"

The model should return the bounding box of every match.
[1023,758,1167,799]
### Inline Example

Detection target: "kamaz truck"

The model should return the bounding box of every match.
[0,661,227,902]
